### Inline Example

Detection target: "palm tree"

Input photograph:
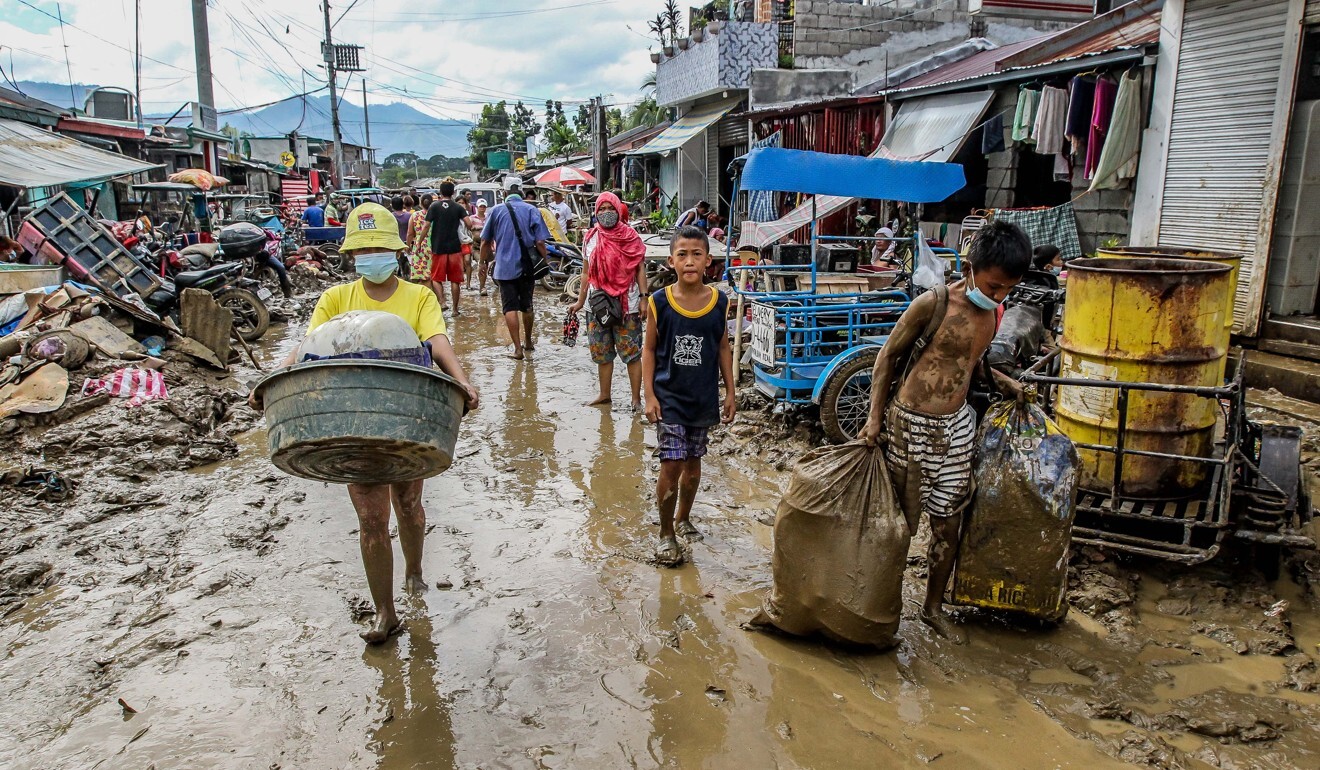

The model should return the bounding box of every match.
[640,71,657,94]
[625,98,666,130]
[545,121,587,164]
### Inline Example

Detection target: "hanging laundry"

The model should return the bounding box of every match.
[1054,152,1072,183]
[982,112,1006,154]
[746,130,782,222]
[1032,86,1068,155]
[1012,87,1040,144]
[1064,76,1096,157]
[1090,70,1144,191]
[1085,77,1119,179]
[993,203,1083,261]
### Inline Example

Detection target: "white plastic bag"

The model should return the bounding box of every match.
[911,236,945,290]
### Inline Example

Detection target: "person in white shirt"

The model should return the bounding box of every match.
[549,190,574,233]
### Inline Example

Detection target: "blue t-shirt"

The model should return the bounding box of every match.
[481,199,549,281]
[302,205,326,228]
[649,285,729,428]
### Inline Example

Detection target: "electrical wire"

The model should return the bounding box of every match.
[14,0,191,73]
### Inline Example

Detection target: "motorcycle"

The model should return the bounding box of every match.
[217,222,293,299]
[138,250,271,342]
[542,241,583,294]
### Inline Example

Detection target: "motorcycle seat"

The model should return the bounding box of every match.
[174,262,240,288]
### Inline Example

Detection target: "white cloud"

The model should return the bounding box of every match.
[2,0,664,121]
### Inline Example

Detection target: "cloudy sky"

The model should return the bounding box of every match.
[2,0,666,121]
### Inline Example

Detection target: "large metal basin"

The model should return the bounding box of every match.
[255,359,464,484]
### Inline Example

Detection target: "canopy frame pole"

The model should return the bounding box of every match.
[728,171,746,380]
[809,196,818,293]
[1,188,27,238]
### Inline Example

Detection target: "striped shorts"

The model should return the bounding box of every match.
[885,402,977,519]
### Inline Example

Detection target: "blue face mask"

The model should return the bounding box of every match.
[966,265,1002,311]
[354,252,398,284]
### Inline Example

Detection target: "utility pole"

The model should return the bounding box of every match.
[190,0,215,118]
[362,79,372,185]
[595,96,609,193]
[322,1,345,189]
[134,0,143,129]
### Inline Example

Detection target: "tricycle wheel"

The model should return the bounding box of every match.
[322,244,347,273]
[217,287,270,342]
[819,348,879,444]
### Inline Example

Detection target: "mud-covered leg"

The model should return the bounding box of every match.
[391,479,427,594]
[348,483,403,644]
[674,458,703,541]
[655,460,684,566]
[922,512,967,645]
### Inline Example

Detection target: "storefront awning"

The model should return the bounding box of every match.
[0,118,160,189]
[879,91,995,163]
[737,92,990,248]
[627,98,740,156]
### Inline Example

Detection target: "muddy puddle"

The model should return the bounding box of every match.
[2,285,1320,769]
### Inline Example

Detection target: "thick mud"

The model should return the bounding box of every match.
[2,286,1320,769]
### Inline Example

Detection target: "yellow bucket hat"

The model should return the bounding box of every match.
[341,202,407,252]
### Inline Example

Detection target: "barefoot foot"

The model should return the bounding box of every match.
[507,347,525,360]
[585,395,612,407]
[404,574,428,594]
[920,609,967,645]
[360,612,404,645]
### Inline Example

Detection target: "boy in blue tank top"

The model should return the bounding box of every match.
[642,226,736,566]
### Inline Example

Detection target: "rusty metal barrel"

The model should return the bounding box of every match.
[1055,257,1232,498]
[1097,246,1242,339]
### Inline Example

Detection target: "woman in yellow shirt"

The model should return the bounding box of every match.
[256,202,478,644]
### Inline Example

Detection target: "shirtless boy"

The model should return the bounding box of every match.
[861,220,1031,644]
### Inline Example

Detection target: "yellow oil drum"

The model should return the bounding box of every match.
[1097,246,1242,337]
[1056,257,1232,498]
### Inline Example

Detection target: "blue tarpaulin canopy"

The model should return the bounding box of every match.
[737,147,965,203]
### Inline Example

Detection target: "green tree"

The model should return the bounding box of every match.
[544,120,586,163]
[625,97,666,130]
[383,151,420,169]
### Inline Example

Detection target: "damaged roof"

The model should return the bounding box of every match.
[0,118,160,189]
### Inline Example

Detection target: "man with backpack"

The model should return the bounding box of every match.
[480,188,550,360]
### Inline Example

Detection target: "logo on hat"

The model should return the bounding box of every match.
[358,213,377,230]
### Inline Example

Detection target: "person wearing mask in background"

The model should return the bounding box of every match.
[871,225,898,266]
[302,196,326,229]
[406,193,435,285]
[569,192,648,410]
[426,181,479,315]
[480,188,550,360]
[1033,244,1063,276]
[248,202,478,645]
[472,199,492,297]
[391,196,412,240]
[548,190,574,233]
[676,200,711,231]
[325,196,343,226]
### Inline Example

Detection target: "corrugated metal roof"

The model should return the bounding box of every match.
[0,118,160,189]
[895,36,1055,90]
[1030,11,1160,66]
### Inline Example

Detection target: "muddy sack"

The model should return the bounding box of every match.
[951,401,1078,622]
[753,441,910,647]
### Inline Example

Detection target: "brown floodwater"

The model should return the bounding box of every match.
[2,288,1319,769]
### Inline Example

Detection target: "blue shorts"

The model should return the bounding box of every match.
[658,423,710,461]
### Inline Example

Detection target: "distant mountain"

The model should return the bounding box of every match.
[221,95,473,161]
[11,81,472,160]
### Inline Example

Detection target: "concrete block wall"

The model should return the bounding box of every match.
[792,0,972,60]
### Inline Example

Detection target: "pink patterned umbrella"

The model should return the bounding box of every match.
[533,166,595,187]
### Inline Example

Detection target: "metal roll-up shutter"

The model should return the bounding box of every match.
[717,114,749,147]
[706,126,720,205]
[1158,0,1290,331]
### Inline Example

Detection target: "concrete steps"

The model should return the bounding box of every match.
[1242,349,1320,404]
[1260,316,1320,363]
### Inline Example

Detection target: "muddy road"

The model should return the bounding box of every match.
[3,287,1320,769]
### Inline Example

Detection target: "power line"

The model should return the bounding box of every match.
[14,0,192,73]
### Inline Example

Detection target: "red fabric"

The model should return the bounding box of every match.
[430,252,464,283]
[584,192,645,299]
